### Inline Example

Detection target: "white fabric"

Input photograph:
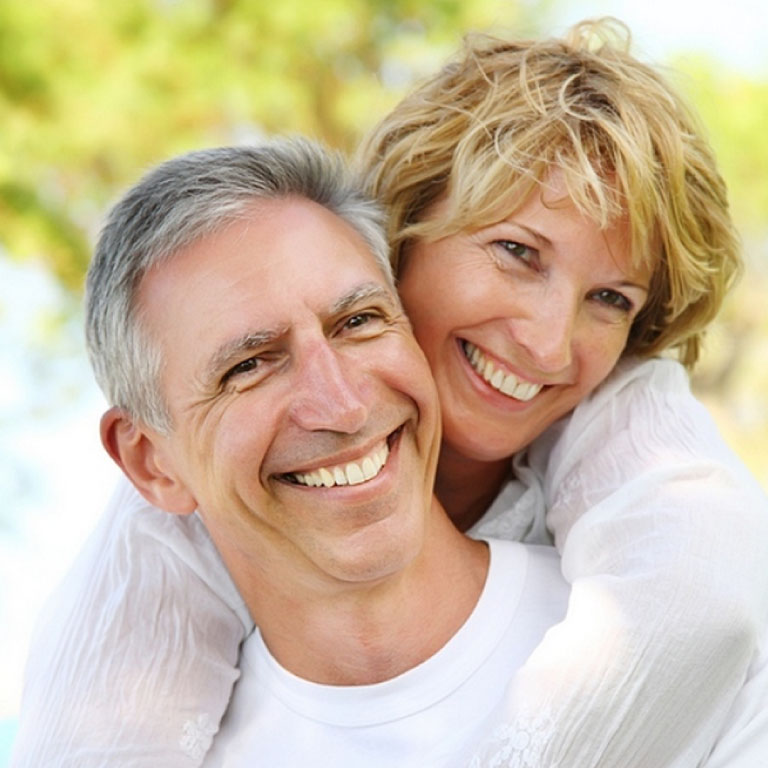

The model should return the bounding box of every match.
[11,357,768,767]
[202,541,569,768]
[702,632,768,767]
[470,625,768,768]
[11,481,249,768]
[478,357,768,768]
[463,357,768,766]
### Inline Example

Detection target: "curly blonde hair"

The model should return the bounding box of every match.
[358,18,741,367]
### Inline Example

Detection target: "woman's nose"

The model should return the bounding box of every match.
[511,291,577,374]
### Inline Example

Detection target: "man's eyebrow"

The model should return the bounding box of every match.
[202,283,396,386]
[330,282,398,315]
[203,327,287,385]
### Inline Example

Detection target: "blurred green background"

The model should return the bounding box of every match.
[1,0,766,754]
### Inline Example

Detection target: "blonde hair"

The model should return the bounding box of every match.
[358,18,741,367]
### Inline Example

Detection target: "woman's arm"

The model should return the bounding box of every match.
[475,357,768,767]
[11,477,251,768]
[701,633,768,767]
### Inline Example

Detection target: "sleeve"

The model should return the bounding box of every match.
[701,635,768,767]
[10,475,253,768]
[487,357,768,767]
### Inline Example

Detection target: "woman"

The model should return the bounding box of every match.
[13,19,768,767]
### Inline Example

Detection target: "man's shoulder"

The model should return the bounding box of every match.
[486,539,561,575]
[486,539,568,621]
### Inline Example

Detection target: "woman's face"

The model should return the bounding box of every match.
[398,176,653,463]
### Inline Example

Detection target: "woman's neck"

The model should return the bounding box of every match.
[434,443,511,532]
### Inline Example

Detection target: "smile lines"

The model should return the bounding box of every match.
[462,341,542,402]
[285,439,391,488]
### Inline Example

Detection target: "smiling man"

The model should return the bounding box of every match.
[80,140,569,767]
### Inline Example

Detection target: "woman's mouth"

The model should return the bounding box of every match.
[461,341,542,402]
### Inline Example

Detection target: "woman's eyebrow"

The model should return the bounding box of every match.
[498,218,553,247]
[618,279,650,293]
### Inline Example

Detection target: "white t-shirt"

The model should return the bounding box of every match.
[11,357,768,767]
[203,540,569,768]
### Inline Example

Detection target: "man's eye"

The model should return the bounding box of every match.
[344,312,375,329]
[592,288,632,312]
[493,240,536,266]
[223,357,260,383]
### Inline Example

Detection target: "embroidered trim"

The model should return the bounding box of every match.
[180,713,218,761]
[468,715,556,768]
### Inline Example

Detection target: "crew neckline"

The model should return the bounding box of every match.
[241,539,529,727]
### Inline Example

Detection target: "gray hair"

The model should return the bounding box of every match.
[85,138,393,433]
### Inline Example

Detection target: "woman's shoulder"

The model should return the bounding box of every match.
[588,355,690,404]
[527,355,732,499]
[560,355,697,440]
[527,357,689,466]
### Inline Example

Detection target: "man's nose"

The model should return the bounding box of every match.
[289,340,369,433]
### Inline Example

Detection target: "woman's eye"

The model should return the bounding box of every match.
[592,289,632,312]
[494,240,536,265]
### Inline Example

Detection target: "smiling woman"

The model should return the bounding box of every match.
[398,178,652,497]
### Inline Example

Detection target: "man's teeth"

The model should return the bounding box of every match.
[463,342,542,402]
[291,441,390,488]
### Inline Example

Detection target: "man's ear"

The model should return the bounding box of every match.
[100,406,197,515]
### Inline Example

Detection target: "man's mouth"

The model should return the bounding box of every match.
[282,431,399,488]
[462,341,542,402]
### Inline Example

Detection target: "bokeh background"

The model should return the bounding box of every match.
[1,0,766,760]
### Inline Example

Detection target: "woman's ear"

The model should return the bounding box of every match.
[100,407,197,515]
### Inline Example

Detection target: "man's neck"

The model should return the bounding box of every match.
[217,503,489,685]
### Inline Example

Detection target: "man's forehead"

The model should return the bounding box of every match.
[149,196,380,287]
[140,196,399,365]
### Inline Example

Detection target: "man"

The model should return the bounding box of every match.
[81,139,569,767]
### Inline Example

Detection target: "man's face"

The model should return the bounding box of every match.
[138,197,441,589]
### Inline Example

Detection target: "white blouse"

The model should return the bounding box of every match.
[11,357,768,767]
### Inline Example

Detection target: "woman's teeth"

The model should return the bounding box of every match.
[290,440,390,488]
[463,341,542,402]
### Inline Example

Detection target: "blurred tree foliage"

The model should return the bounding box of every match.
[671,56,768,239]
[0,0,554,293]
[668,57,768,486]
